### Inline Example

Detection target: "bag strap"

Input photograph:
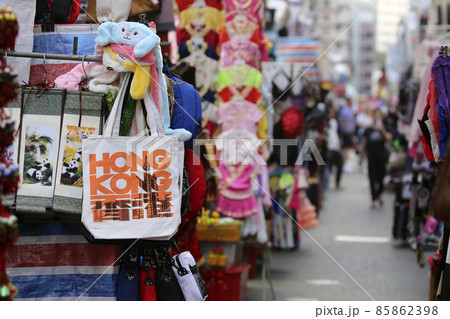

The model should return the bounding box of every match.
[104,72,166,137]
[142,89,165,136]
[134,99,148,136]
[174,254,188,276]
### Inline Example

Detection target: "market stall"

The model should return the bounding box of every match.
[0,0,328,301]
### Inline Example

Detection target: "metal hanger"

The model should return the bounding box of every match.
[81,55,89,81]
[440,45,448,59]
[43,53,48,84]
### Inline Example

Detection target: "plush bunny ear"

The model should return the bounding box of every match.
[134,33,160,58]
[95,21,116,46]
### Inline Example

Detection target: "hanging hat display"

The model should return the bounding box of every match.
[281,106,304,139]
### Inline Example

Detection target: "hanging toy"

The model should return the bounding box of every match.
[95,21,191,139]
[96,21,160,100]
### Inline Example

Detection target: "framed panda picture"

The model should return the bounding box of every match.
[22,125,56,186]
[54,120,99,196]
[15,88,66,219]
[53,90,104,220]
[17,114,61,198]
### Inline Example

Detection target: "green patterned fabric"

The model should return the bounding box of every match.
[103,82,136,137]
[119,93,137,136]
[104,89,118,118]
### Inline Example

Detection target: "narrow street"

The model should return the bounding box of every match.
[247,157,431,301]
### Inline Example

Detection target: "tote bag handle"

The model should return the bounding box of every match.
[103,72,165,137]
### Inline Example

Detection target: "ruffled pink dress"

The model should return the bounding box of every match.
[216,162,258,218]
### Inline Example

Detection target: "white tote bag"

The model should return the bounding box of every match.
[82,73,184,240]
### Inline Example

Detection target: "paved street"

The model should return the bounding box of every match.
[246,161,432,301]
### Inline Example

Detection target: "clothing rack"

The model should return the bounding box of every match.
[5,42,171,63]
[6,50,103,63]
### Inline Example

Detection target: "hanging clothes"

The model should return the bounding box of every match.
[215,100,262,136]
[179,6,224,34]
[217,85,262,104]
[179,54,220,99]
[216,65,263,90]
[178,39,220,61]
[223,0,263,23]
[419,79,441,162]
[176,23,219,51]
[431,55,450,130]
[271,69,292,101]
[175,0,223,13]
[216,162,259,218]
[220,38,261,70]
[219,13,261,46]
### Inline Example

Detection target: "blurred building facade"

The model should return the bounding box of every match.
[350,1,376,97]
[375,0,411,53]
[315,0,352,65]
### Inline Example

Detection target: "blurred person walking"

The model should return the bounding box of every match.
[338,98,356,172]
[355,104,373,171]
[356,104,373,145]
[358,109,392,208]
[327,107,343,190]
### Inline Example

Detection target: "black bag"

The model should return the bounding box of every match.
[153,246,184,301]
[35,0,74,24]
[117,248,140,301]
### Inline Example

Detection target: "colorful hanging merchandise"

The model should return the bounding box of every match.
[215,161,259,219]
[82,20,191,241]
[420,47,450,163]
[210,0,271,240]
[215,65,263,104]
[220,38,261,70]
[0,7,19,301]
[174,0,226,147]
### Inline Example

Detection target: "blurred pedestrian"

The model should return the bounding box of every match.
[358,109,392,208]
[356,104,373,146]
[327,107,343,190]
[355,104,373,170]
[317,129,329,193]
[338,98,355,172]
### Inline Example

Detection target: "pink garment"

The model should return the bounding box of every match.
[409,45,440,145]
[288,168,301,211]
[54,62,118,92]
[216,162,258,218]
[220,39,261,69]
[215,101,262,136]
[224,0,263,23]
